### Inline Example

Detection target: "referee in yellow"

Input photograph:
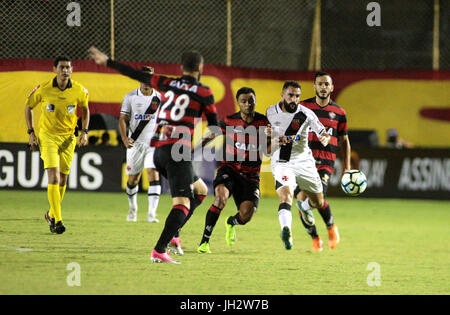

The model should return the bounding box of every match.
[25,56,90,234]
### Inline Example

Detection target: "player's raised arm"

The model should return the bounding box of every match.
[88,46,152,85]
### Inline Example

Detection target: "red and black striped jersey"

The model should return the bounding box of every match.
[218,112,269,181]
[300,97,348,174]
[106,59,218,148]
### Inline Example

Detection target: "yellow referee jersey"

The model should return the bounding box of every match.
[26,77,89,135]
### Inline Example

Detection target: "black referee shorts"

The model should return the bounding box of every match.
[213,165,260,209]
[153,145,195,199]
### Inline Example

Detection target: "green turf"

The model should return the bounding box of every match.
[0,190,448,295]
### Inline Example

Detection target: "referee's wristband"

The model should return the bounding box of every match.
[27,128,34,134]
[81,129,89,134]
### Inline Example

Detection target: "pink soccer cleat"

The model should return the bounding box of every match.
[168,237,184,256]
[150,249,181,264]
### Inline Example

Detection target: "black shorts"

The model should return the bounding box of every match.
[153,145,196,198]
[294,169,331,197]
[213,165,260,209]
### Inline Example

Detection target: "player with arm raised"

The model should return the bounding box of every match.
[293,72,350,251]
[266,81,330,251]
[89,47,218,264]
[119,66,162,223]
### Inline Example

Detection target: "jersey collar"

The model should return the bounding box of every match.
[52,77,72,90]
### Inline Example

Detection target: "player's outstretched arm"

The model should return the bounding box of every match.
[88,46,152,85]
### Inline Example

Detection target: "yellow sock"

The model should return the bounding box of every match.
[59,185,67,202]
[48,184,62,223]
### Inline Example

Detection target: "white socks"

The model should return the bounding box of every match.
[148,184,161,218]
[126,184,139,212]
[278,209,292,230]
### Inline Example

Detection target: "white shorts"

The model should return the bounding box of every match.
[125,142,156,175]
[272,159,323,194]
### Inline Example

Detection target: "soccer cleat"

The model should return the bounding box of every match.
[168,237,184,256]
[45,211,56,233]
[225,218,236,246]
[54,221,66,234]
[280,226,293,250]
[197,242,212,254]
[297,201,315,226]
[126,209,137,222]
[150,249,181,264]
[146,213,159,223]
[327,224,340,249]
[312,236,324,252]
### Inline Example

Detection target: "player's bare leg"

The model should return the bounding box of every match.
[225,200,256,246]
[146,168,160,223]
[126,173,141,222]
[277,186,294,249]
[302,190,339,249]
[296,190,322,251]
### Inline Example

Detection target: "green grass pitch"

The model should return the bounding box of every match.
[0,190,448,295]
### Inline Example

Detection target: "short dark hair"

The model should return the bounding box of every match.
[282,81,301,91]
[54,56,71,68]
[314,71,332,83]
[141,66,154,74]
[236,87,255,100]
[181,50,203,72]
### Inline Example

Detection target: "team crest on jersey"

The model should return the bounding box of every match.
[328,112,336,119]
[291,119,301,130]
[46,103,55,112]
[67,105,76,114]
[282,175,289,182]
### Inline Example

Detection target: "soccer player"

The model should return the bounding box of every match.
[196,87,270,253]
[266,81,330,250]
[25,56,90,234]
[119,66,162,223]
[89,46,218,264]
[293,72,351,251]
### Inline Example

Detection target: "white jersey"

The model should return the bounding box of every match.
[266,102,326,166]
[120,88,161,145]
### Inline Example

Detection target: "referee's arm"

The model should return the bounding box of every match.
[78,106,90,147]
[25,105,39,150]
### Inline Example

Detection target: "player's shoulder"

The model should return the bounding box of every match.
[226,112,242,121]
[71,79,89,95]
[300,97,316,107]
[329,100,346,115]
[27,79,52,97]
[124,88,139,98]
[254,111,269,123]
[266,104,279,116]
[298,103,317,119]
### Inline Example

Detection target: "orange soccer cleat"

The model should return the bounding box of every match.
[327,224,340,249]
[312,236,323,252]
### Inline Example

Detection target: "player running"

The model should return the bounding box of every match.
[293,72,351,251]
[195,87,271,253]
[266,81,330,250]
[89,47,217,264]
[25,56,90,234]
[119,66,162,223]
